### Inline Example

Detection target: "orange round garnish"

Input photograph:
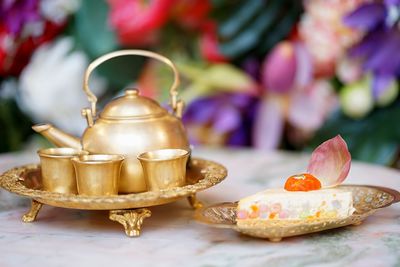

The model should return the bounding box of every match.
[284,173,322,191]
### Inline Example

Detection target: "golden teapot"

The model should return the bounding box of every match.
[32,50,190,193]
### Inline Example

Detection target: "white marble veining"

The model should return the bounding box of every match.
[0,147,399,267]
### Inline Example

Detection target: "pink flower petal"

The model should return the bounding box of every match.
[288,80,337,131]
[262,41,297,94]
[293,42,313,87]
[307,135,351,187]
[253,96,285,150]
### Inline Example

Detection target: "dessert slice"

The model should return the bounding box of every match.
[237,188,355,226]
[236,135,355,226]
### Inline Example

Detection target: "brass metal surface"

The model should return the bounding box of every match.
[22,199,43,222]
[195,185,400,241]
[83,50,181,117]
[38,148,88,194]
[0,158,227,210]
[109,209,151,237]
[99,88,167,119]
[32,50,191,193]
[32,124,81,149]
[72,154,124,196]
[138,149,189,191]
[187,194,204,209]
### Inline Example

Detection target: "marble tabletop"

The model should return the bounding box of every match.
[0,147,399,267]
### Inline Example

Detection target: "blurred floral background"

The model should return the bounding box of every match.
[0,0,399,167]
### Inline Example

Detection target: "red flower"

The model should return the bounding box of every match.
[199,21,227,63]
[172,0,211,29]
[0,21,64,76]
[108,0,175,46]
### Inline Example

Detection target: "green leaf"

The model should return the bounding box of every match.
[178,63,256,102]
[219,0,264,39]
[219,0,283,58]
[309,102,400,166]
[180,82,211,103]
[202,64,255,91]
[94,56,146,93]
[0,99,33,152]
[177,62,205,80]
[70,0,145,94]
[72,0,117,58]
[256,2,302,55]
[353,139,397,165]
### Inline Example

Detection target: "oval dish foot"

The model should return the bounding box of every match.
[188,194,203,209]
[269,237,282,242]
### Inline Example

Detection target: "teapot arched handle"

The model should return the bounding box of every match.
[83,50,182,117]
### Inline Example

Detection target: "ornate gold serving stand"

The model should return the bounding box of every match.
[0,158,227,237]
[195,185,400,242]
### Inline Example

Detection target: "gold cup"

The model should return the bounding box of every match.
[71,154,124,196]
[138,149,190,191]
[38,148,89,194]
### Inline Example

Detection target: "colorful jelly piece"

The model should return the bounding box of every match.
[249,205,260,218]
[237,210,248,219]
[279,210,288,219]
[259,204,269,212]
[270,203,282,213]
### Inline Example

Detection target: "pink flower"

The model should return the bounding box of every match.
[253,80,338,150]
[0,21,64,76]
[336,56,363,84]
[262,41,313,94]
[172,0,211,29]
[254,40,338,149]
[199,21,228,63]
[108,0,175,46]
[262,41,297,94]
[299,0,367,77]
[288,80,338,131]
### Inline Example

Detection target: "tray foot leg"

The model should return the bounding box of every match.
[22,199,42,223]
[187,194,203,209]
[109,209,151,237]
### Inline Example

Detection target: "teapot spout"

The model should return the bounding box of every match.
[32,124,82,149]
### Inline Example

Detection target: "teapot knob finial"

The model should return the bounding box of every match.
[125,88,139,97]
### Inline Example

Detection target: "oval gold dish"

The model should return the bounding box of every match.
[195,185,400,242]
[0,158,227,237]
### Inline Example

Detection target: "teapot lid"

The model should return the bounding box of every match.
[100,89,167,119]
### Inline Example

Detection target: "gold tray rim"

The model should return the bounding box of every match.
[194,185,400,241]
[0,157,227,210]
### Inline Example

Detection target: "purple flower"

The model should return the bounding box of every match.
[0,0,40,36]
[241,57,261,82]
[343,3,387,31]
[344,1,400,99]
[183,93,258,146]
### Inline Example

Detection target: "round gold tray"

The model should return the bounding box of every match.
[195,185,400,242]
[0,158,227,237]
